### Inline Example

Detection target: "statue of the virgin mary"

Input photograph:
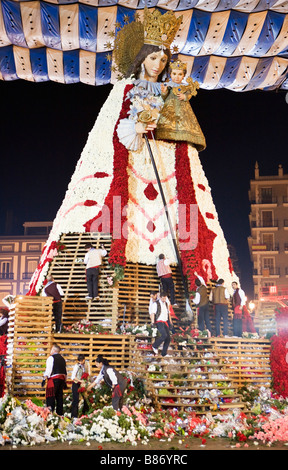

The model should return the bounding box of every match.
[28,8,239,297]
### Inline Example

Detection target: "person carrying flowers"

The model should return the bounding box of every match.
[71,354,91,418]
[87,355,127,411]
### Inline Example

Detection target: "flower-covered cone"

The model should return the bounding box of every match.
[28,78,238,296]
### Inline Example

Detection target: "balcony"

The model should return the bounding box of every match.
[251,220,278,229]
[251,243,279,252]
[0,273,14,280]
[251,196,278,205]
[22,272,34,280]
[260,286,288,297]
[253,267,280,277]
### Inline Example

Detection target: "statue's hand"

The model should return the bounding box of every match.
[135,121,157,134]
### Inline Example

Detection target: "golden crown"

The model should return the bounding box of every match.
[143,8,182,49]
[170,60,187,72]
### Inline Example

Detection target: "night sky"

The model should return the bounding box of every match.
[0,78,287,300]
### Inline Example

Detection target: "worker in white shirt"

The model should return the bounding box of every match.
[232,281,246,337]
[84,243,107,300]
[156,254,176,306]
[150,291,174,357]
[71,354,91,418]
[42,275,64,333]
[42,343,67,415]
[87,355,127,410]
[149,291,159,320]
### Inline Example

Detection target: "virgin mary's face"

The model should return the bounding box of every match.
[142,50,168,82]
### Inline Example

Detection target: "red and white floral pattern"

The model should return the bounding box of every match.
[28,78,238,295]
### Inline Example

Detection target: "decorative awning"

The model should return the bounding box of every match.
[0,0,288,90]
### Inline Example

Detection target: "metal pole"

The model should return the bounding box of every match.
[144,135,192,313]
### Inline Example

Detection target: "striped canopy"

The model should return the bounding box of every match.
[1,0,288,91]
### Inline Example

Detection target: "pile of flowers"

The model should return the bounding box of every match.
[171,327,210,348]
[2,384,288,448]
[63,320,110,335]
[269,307,288,398]
[122,323,158,337]
[65,371,147,412]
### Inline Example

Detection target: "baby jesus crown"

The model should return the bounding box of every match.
[170,60,187,72]
[143,8,182,49]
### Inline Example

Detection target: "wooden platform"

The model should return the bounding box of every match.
[47,232,235,334]
[5,296,272,416]
[4,232,273,410]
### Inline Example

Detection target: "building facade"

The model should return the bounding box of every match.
[0,222,52,306]
[248,163,288,313]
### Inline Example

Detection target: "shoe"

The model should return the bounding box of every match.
[85,296,92,300]
[93,296,100,301]
[152,347,158,356]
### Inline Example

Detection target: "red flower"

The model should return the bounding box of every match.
[94,172,109,178]
[84,84,133,269]
[270,315,288,398]
[236,432,247,442]
[147,221,156,233]
[84,200,98,207]
[144,183,158,201]
[174,142,217,289]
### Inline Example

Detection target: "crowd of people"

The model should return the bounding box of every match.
[42,344,127,418]
[148,256,257,359]
[40,257,256,419]
[40,246,256,357]
[1,248,256,419]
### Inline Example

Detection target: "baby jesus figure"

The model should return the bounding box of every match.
[156,60,206,152]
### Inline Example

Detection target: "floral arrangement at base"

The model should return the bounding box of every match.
[270,307,288,398]
[3,385,288,448]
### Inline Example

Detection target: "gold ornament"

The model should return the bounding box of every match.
[113,8,182,78]
[172,77,200,97]
[170,59,187,72]
[113,17,144,77]
[143,8,183,49]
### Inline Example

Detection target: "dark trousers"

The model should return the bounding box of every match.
[198,303,211,332]
[71,382,89,418]
[160,276,175,305]
[46,378,65,415]
[153,322,171,356]
[52,301,62,333]
[233,317,242,337]
[86,267,99,298]
[215,304,228,336]
[111,379,128,411]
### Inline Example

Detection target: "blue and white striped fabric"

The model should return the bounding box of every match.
[0,1,288,90]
